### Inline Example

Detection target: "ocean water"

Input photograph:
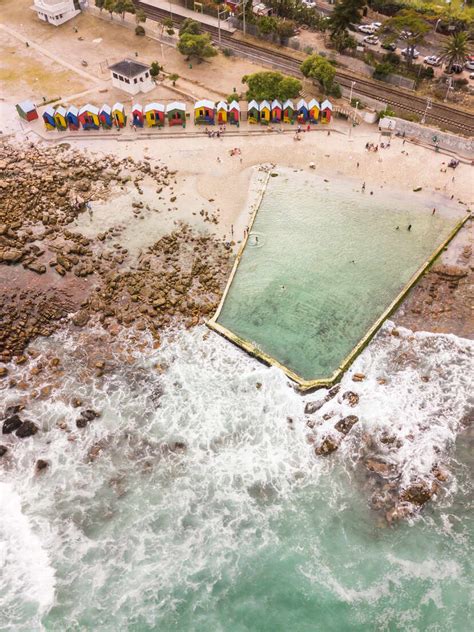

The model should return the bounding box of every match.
[216,170,463,382]
[0,324,473,631]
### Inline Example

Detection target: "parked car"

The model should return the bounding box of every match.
[465,57,474,71]
[363,35,379,45]
[301,0,317,8]
[400,30,413,39]
[445,63,464,74]
[424,55,441,66]
[381,42,397,51]
[401,48,420,59]
[358,24,377,34]
[371,22,382,29]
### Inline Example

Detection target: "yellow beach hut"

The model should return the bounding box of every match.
[54,106,67,130]
[112,102,126,128]
[144,103,165,127]
[216,101,228,124]
[308,99,320,124]
[259,100,271,125]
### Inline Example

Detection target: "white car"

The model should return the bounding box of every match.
[424,55,441,66]
[301,0,317,7]
[358,24,377,34]
[371,22,382,29]
[465,59,474,71]
[401,48,420,59]
[363,35,379,45]
[400,30,413,39]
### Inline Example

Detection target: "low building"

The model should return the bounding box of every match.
[109,60,154,96]
[31,0,81,26]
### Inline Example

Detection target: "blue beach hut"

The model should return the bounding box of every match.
[42,106,56,130]
[66,105,79,130]
[297,99,309,122]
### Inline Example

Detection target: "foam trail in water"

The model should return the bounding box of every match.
[0,483,56,628]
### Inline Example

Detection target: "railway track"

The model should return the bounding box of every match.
[136,2,474,136]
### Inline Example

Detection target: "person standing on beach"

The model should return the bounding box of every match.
[407,224,412,231]
[362,182,366,192]
[432,208,436,215]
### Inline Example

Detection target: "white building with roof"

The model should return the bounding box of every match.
[108,59,154,95]
[31,0,81,26]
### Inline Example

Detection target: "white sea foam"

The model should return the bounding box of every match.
[0,322,472,630]
[0,483,56,630]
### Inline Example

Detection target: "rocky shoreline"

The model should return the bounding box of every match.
[1,138,472,525]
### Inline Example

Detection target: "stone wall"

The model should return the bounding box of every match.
[380,117,474,158]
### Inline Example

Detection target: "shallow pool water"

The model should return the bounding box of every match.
[215,169,463,382]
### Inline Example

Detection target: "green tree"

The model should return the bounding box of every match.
[177,33,217,61]
[258,15,278,36]
[381,10,430,65]
[114,0,135,20]
[95,0,105,12]
[135,8,146,25]
[179,18,201,36]
[300,54,337,93]
[440,32,469,73]
[329,0,365,36]
[104,0,116,19]
[149,61,162,78]
[275,18,296,43]
[330,29,357,53]
[241,71,302,101]
[168,73,179,86]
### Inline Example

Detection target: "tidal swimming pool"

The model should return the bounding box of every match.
[210,169,466,387]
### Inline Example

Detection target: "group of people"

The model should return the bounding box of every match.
[204,127,225,138]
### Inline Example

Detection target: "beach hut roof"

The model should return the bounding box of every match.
[100,104,112,115]
[297,99,308,110]
[321,99,333,111]
[259,100,270,110]
[18,100,35,113]
[79,104,99,116]
[216,101,228,111]
[283,99,294,110]
[166,102,186,112]
[229,100,240,111]
[55,106,67,117]
[66,105,79,116]
[132,103,143,112]
[271,99,282,108]
[247,100,259,110]
[112,102,125,111]
[194,99,215,110]
[308,98,320,109]
[144,103,165,113]
[44,105,56,117]
[108,59,149,78]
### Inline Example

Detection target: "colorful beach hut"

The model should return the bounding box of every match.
[112,102,126,128]
[166,102,186,127]
[16,100,38,122]
[308,99,320,124]
[53,106,67,130]
[283,99,295,123]
[66,105,79,130]
[216,101,228,124]
[132,104,144,128]
[247,100,259,124]
[78,104,100,130]
[228,100,240,126]
[259,100,271,125]
[320,99,333,124]
[144,103,165,127]
[43,106,56,130]
[296,99,309,123]
[99,105,113,129]
[194,100,215,125]
[271,99,282,123]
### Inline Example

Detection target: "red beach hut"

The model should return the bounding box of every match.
[16,100,38,122]
[271,99,282,123]
[228,100,240,126]
[132,103,144,128]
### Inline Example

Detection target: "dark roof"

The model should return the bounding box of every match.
[108,59,150,78]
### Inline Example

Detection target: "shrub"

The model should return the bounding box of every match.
[373,62,395,79]
[222,48,233,57]
[135,25,145,36]
[329,82,342,98]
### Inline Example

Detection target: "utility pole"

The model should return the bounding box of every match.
[242,0,247,37]
[444,76,453,102]
[349,81,356,103]
[421,98,432,124]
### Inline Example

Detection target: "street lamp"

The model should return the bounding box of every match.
[421,98,432,124]
[349,81,356,103]
[444,76,453,102]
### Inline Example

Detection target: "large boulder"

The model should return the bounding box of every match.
[15,421,39,438]
[2,414,23,434]
[315,436,339,456]
[304,400,324,415]
[0,445,8,457]
[335,415,359,435]
[401,482,435,506]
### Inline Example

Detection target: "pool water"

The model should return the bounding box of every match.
[214,169,464,384]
